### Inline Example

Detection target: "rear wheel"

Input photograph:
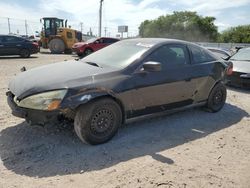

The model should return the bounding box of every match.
[84,48,93,56]
[74,98,122,145]
[206,82,227,112]
[49,38,65,54]
[20,49,30,58]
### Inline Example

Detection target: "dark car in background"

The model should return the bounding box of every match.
[0,35,39,58]
[7,38,231,145]
[227,47,250,88]
[207,47,232,60]
[72,37,119,57]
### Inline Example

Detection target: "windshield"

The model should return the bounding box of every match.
[230,48,250,61]
[81,40,150,69]
[86,38,97,43]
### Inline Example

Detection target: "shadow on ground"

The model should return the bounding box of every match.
[0,56,38,59]
[0,103,248,178]
[39,51,74,56]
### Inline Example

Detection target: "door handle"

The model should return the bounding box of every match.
[0,45,4,47]
[16,44,21,47]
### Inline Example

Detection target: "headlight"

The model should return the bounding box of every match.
[16,90,67,111]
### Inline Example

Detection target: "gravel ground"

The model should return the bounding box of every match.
[0,52,250,188]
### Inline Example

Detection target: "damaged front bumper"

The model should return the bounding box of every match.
[6,91,62,125]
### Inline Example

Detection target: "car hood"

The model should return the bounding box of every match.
[9,60,116,99]
[231,60,250,73]
[73,42,87,47]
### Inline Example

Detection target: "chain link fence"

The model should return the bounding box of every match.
[197,42,250,49]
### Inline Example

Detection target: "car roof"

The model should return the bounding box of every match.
[0,34,23,37]
[99,37,119,40]
[240,47,250,50]
[118,38,193,48]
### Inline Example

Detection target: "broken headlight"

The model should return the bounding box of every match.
[17,90,67,111]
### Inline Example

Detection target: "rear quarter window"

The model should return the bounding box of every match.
[190,45,216,64]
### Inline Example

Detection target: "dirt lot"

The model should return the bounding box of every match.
[0,52,250,188]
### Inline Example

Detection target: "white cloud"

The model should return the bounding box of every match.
[37,0,167,36]
[0,0,250,36]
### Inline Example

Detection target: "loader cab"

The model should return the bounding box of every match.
[42,17,65,37]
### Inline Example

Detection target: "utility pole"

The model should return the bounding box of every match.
[88,27,93,36]
[104,27,107,37]
[99,0,104,37]
[80,22,83,33]
[7,18,11,34]
[25,20,28,37]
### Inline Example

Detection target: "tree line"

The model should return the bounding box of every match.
[138,11,250,43]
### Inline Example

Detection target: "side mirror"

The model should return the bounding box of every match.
[94,40,100,44]
[143,61,161,72]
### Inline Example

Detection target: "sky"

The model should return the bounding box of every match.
[0,0,250,37]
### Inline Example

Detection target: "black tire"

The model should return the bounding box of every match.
[64,49,72,54]
[206,82,227,112]
[84,48,93,56]
[48,38,65,54]
[74,98,122,145]
[20,49,30,58]
[77,52,84,57]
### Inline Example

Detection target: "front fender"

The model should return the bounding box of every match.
[60,88,116,109]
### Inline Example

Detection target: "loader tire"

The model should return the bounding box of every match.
[49,38,65,54]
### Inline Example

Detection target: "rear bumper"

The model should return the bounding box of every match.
[227,72,250,89]
[6,92,61,125]
[31,47,40,54]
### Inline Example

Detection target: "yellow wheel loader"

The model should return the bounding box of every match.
[40,17,82,54]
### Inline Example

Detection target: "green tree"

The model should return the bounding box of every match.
[219,25,250,43]
[138,11,219,42]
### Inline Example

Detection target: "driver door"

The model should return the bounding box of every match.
[130,44,197,116]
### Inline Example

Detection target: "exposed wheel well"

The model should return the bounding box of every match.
[76,95,126,124]
[209,80,223,95]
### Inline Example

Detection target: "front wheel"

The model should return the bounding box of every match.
[84,48,93,56]
[74,98,122,145]
[206,82,227,112]
[77,52,84,57]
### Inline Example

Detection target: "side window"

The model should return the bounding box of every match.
[45,20,50,30]
[190,45,216,64]
[145,44,189,67]
[0,36,3,43]
[4,36,23,43]
[102,38,110,43]
[103,38,118,43]
[67,32,73,39]
[99,38,104,43]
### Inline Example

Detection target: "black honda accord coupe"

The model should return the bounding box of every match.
[7,38,232,144]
